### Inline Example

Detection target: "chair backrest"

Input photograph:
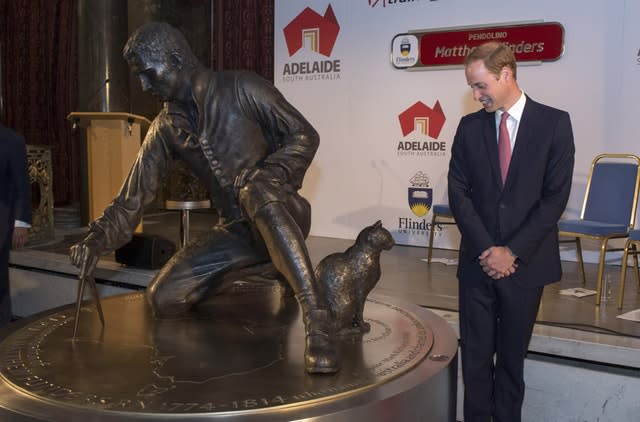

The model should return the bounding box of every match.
[581,154,640,228]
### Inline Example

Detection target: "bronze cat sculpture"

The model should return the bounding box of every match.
[315,220,394,338]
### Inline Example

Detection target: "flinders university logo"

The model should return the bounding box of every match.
[408,171,432,217]
[281,4,341,83]
[397,100,447,157]
[397,171,437,236]
[391,34,419,68]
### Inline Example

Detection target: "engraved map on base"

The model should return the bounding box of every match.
[0,285,433,418]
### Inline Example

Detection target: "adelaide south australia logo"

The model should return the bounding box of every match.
[397,100,446,157]
[282,4,341,82]
[408,171,432,217]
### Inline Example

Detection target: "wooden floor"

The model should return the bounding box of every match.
[135,209,640,341]
[30,208,640,341]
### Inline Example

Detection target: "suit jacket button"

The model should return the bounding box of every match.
[499,203,506,209]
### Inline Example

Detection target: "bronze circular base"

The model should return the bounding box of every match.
[0,283,457,421]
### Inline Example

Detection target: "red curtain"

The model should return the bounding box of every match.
[212,0,274,81]
[0,0,273,207]
[0,0,80,206]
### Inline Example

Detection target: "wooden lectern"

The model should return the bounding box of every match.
[67,112,151,222]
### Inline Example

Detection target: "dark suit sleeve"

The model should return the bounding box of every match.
[448,116,494,259]
[10,134,32,225]
[507,111,574,263]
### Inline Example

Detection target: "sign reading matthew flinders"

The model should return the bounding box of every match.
[392,21,564,69]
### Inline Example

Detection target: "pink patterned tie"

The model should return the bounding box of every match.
[498,112,511,184]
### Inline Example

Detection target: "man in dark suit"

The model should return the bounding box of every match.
[448,42,575,422]
[0,123,31,326]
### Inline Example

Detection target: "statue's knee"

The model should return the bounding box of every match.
[146,281,190,317]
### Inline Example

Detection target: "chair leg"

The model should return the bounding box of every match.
[633,246,640,290]
[575,237,586,285]
[618,240,631,309]
[594,239,609,306]
[427,213,437,264]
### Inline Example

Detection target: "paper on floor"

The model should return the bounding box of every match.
[558,287,597,298]
[421,257,458,266]
[616,308,640,322]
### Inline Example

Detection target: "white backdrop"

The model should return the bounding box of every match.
[274,0,639,254]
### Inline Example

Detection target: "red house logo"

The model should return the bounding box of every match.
[398,101,446,139]
[283,4,340,57]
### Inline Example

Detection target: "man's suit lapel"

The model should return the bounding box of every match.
[482,112,502,188]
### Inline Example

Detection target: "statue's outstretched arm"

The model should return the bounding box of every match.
[69,116,173,278]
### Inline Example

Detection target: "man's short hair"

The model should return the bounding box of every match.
[123,22,198,67]
[464,42,517,80]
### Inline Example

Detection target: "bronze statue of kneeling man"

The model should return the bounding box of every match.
[70,22,338,374]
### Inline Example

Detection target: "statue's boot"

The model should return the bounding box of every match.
[297,292,339,373]
[254,203,339,373]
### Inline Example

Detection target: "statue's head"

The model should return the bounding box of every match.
[123,22,199,102]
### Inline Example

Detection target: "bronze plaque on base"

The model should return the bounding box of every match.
[0,283,457,421]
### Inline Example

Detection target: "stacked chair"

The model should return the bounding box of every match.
[558,153,640,305]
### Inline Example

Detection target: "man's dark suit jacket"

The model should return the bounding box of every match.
[448,96,575,288]
[0,124,31,244]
